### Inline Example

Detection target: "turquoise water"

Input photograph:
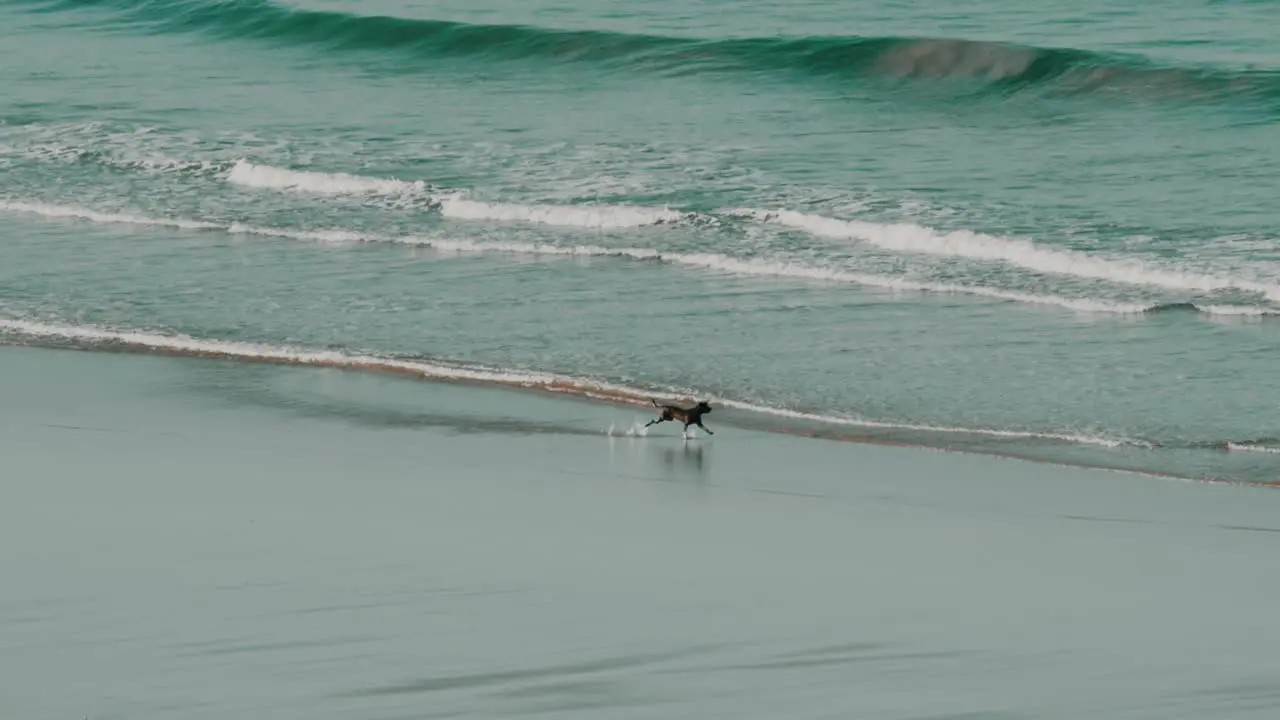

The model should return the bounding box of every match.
[3,0,1280,481]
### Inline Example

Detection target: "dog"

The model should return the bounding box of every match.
[644,399,714,436]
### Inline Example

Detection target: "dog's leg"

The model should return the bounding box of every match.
[646,407,676,429]
[696,420,714,435]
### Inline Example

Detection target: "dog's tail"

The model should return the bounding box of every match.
[651,398,660,407]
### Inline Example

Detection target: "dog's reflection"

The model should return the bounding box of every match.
[651,441,709,484]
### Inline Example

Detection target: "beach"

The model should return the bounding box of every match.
[6,344,1280,719]
[6,0,1280,714]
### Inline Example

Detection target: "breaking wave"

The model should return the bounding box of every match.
[1227,442,1280,455]
[226,160,683,229]
[226,159,433,196]
[0,199,1170,314]
[739,208,1280,303]
[212,160,1280,306]
[28,0,1280,107]
[0,199,222,231]
[8,198,1280,317]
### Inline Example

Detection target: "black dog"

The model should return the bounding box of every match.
[644,399,714,436]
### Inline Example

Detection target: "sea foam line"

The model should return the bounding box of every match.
[0,317,1141,450]
[436,195,684,229]
[14,140,230,175]
[226,160,432,196]
[0,199,222,231]
[1196,305,1273,317]
[711,398,1140,449]
[227,161,682,229]
[226,162,1280,296]
[739,208,1280,303]
[1227,443,1280,455]
[0,199,1160,315]
[0,317,637,399]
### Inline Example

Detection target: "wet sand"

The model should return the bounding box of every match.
[4,344,1280,719]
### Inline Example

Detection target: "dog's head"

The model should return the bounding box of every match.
[695,401,712,414]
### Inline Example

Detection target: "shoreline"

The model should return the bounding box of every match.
[10,338,1280,719]
[0,328,1266,491]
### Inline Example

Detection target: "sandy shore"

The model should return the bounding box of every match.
[4,344,1280,719]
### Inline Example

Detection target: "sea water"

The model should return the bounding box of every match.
[3,2,1280,479]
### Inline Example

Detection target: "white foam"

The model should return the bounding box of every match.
[226,160,430,196]
[607,421,650,438]
[121,156,228,174]
[437,196,682,229]
[1227,443,1280,455]
[658,251,1155,314]
[0,200,1158,315]
[743,208,1280,302]
[0,200,222,231]
[224,162,678,229]
[390,236,1151,313]
[712,398,1141,449]
[0,317,601,393]
[23,142,226,174]
[1195,305,1275,317]
[5,197,1247,317]
[225,222,374,245]
[0,318,1142,451]
[0,200,382,245]
[417,235,661,259]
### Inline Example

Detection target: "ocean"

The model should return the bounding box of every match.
[7,3,1280,717]
[4,0,1280,482]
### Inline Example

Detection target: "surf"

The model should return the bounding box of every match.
[739,208,1280,303]
[217,161,1280,306]
[8,198,1280,317]
[0,199,1173,315]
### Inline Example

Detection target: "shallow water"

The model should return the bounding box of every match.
[3,0,1280,480]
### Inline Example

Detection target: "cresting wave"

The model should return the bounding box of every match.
[227,160,684,229]
[0,317,1141,450]
[0,199,221,231]
[738,209,1280,303]
[226,160,433,196]
[29,0,1280,106]
[1228,443,1280,455]
[0,199,1167,314]
[6,198,1278,317]
[220,161,1280,307]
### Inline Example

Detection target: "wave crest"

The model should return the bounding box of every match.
[35,0,1280,106]
[0,199,1165,314]
[741,208,1280,303]
[9,199,1280,317]
[225,161,682,229]
[227,159,432,196]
